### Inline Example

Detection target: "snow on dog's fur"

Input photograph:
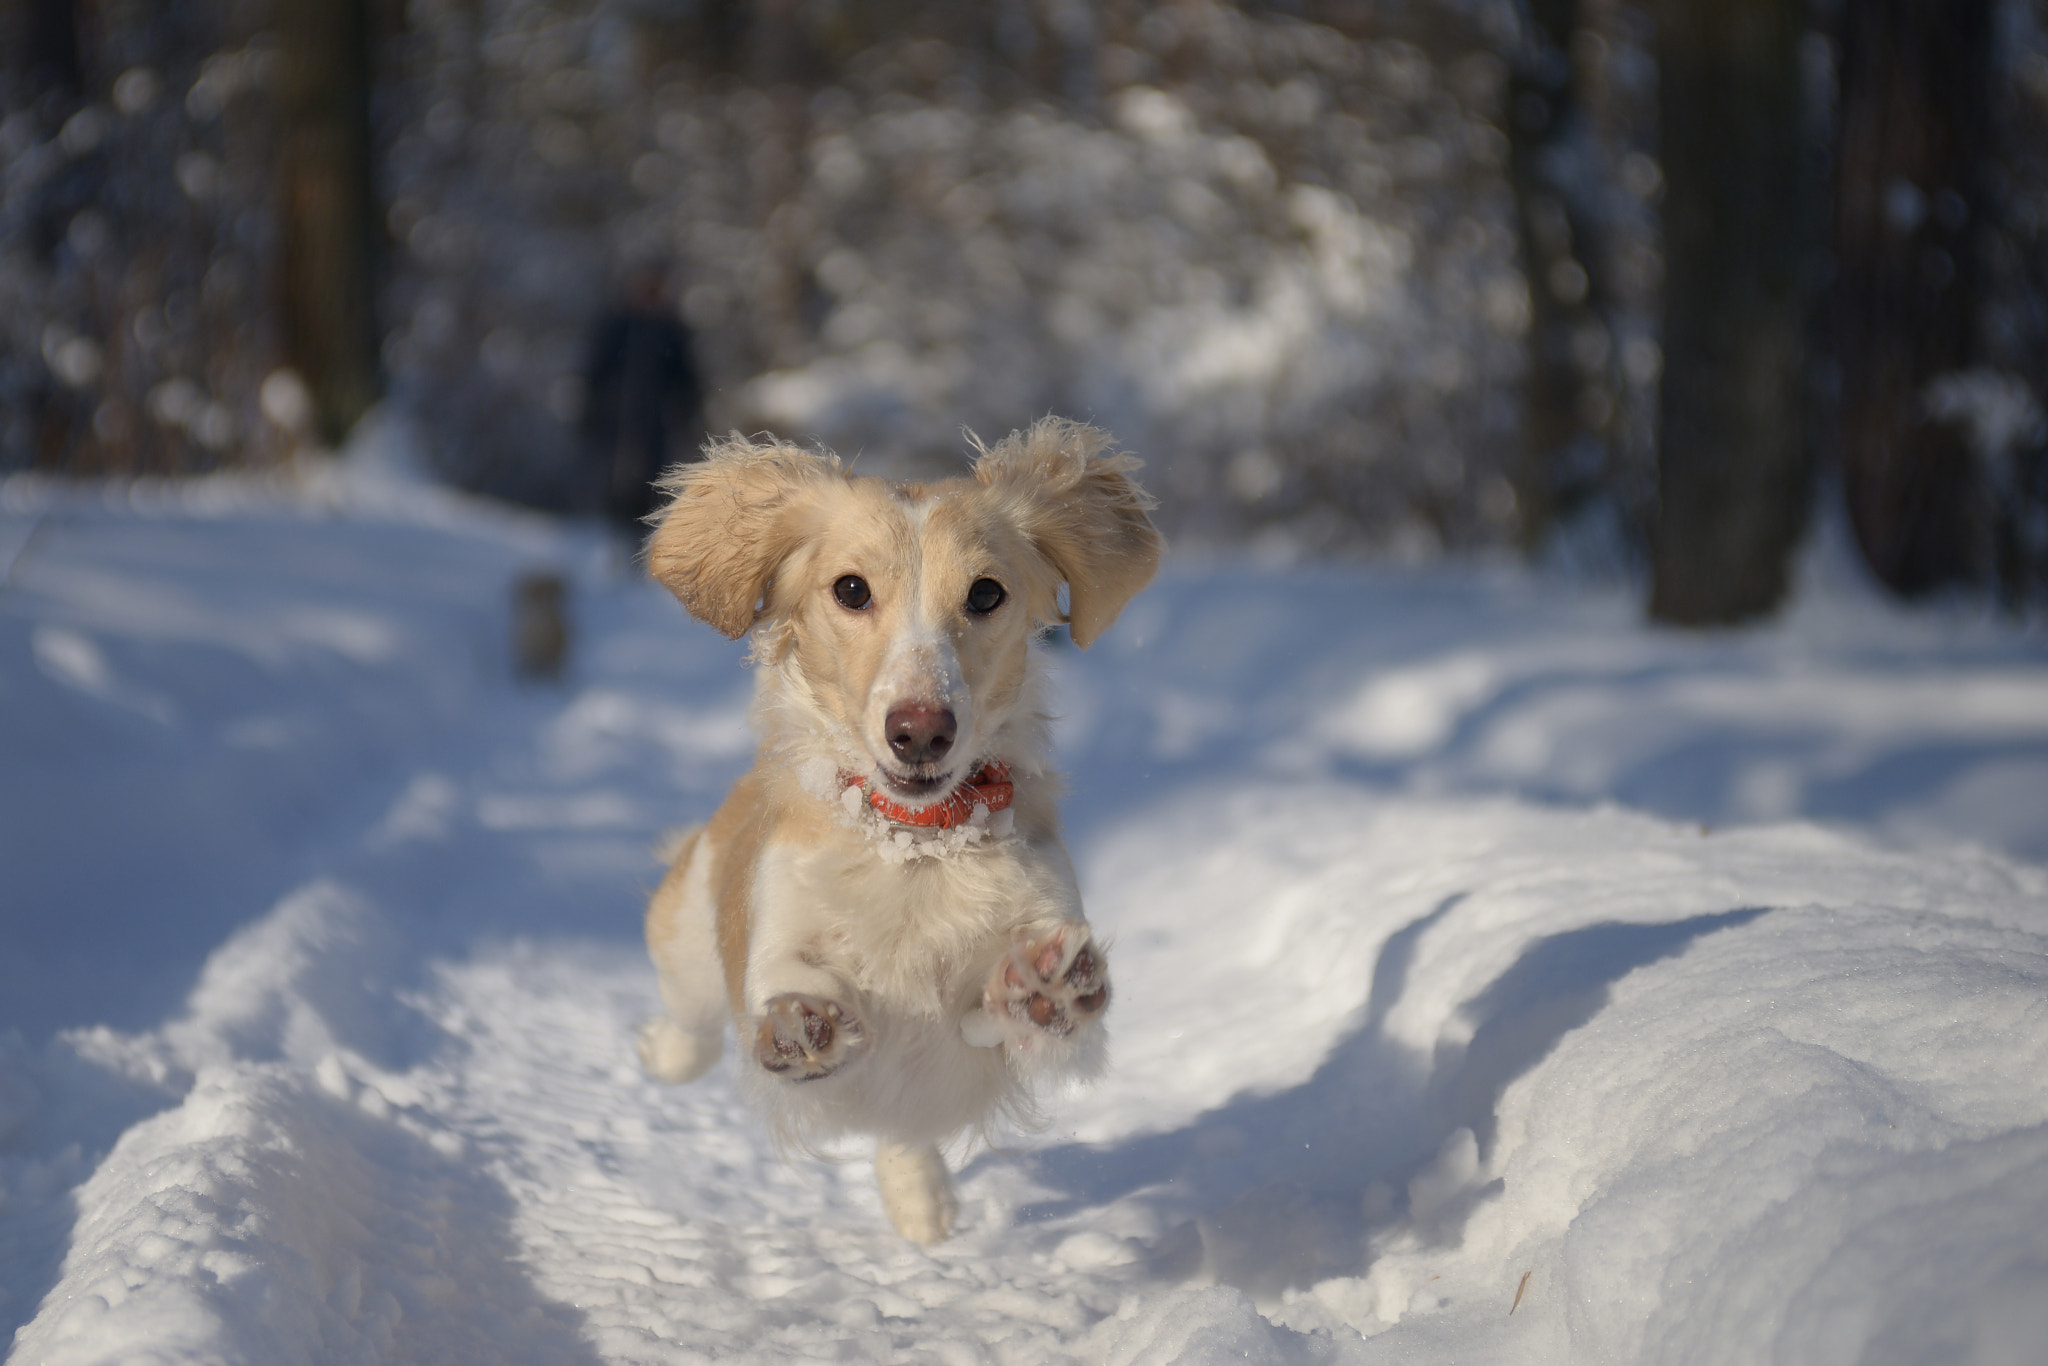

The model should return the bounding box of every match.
[635,418,1161,1243]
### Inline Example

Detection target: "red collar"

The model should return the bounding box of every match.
[842,761,1014,829]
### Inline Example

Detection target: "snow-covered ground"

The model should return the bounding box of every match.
[4,441,2047,1364]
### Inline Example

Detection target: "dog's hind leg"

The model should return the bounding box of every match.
[875,1140,957,1245]
[638,1013,721,1083]
[639,828,727,1083]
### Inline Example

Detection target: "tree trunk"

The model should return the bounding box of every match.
[278,0,380,446]
[19,0,85,97]
[1504,0,1606,551]
[1832,0,1992,595]
[1647,0,1813,625]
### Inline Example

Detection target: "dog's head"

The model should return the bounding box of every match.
[647,419,1162,808]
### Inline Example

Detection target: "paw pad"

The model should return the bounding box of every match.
[991,924,1110,1040]
[754,994,866,1081]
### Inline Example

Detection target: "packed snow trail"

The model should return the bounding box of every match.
[4,460,2048,1363]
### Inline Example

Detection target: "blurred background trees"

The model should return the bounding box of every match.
[3,0,2046,616]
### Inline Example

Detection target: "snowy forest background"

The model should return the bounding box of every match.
[5,0,2048,619]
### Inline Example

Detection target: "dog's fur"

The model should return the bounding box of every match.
[635,418,1162,1243]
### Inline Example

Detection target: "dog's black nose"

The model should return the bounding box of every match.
[887,704,956,765]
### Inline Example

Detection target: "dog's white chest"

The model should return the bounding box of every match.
[759,841,1023,1017]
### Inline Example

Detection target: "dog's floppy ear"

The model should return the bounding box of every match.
[974,418,1163,648]
[646,435,838,639]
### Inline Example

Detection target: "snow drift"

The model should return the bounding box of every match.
[4,461,2048,1363]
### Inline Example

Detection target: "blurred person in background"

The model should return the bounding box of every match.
[578,260,704,535]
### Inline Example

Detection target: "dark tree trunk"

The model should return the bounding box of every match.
[1648,0,1814,625]
[21,0,85,97]
[1504,0,1608,551]
[278,0,381,446]
[1832,0,1993,595]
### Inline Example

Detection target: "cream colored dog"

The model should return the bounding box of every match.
[635,418,1161,1244]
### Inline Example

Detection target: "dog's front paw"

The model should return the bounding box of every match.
[986,921,1110,1041]
[753,993,868,1082]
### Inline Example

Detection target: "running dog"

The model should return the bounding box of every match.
[635,418,1162,1243]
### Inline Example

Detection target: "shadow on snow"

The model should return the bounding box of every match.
[995,900,1769,1302]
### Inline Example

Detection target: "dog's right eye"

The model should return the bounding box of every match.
[965,577,1006,614]
[832,575,872,610]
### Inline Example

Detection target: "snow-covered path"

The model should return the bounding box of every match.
[5,460,2048,1363]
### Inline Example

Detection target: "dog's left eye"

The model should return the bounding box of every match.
[965,578,1006,615]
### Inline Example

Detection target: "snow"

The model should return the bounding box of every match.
[5,445,2048,1363]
